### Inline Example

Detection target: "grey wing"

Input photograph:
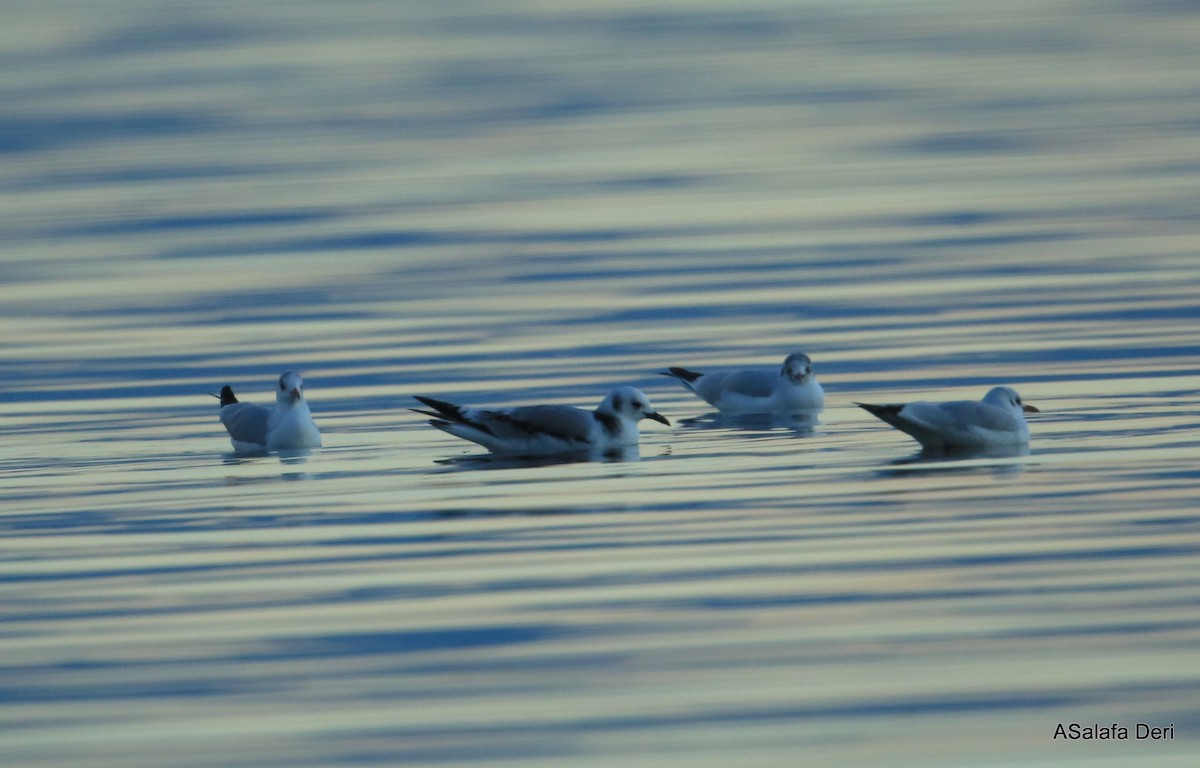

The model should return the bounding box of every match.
[483,405,596,442]
[220,402,271,445]
[712,370,775,398]
[904,400,1016,435]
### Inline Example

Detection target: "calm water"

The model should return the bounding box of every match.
[2,1,1199,766]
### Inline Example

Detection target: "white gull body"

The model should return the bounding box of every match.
[660,352,825,414]
[413,386,670,456]
[216,370,322,452]
[856,385,1038,450]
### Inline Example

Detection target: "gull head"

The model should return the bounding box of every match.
[276,370,306,405]
[600,386,670,426]
[983,385,1039,415]
[781,352,814,384]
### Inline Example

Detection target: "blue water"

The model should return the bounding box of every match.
[2,1,1199,766]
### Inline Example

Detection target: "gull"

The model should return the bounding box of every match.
[412,386,670,456]
[213,370,322,452]
[856,386,1038,450]
[659,352,825,414]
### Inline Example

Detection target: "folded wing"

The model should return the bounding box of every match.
[714,370,775,399]
[220,402,271,447]
[483,405,597,443]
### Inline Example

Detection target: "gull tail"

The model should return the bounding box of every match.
[412,396,470,425]
[211,385,239,407]
[854,402,904,422]
[413,395,498,440]
[659,367,704,384]
[856,402,938,447]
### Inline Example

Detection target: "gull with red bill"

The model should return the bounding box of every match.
[659,352,825,415]
[856,385,1038,450]
[213,370,322,452]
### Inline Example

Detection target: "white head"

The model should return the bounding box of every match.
[276,370,307,405]
[599,386,670,426]
[983,386,1038,414]
[781,352,814,384]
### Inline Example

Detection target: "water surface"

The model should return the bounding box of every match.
[2,1,1199,766]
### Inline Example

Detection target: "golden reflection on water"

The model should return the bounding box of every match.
[3,1,1200,767]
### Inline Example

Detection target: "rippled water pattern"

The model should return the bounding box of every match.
[2,1,1199,766]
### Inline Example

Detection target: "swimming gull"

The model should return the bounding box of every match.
[413,386,670,456]
[214,370,322,452]
[856,385,1038,450]
[660,352,825,414]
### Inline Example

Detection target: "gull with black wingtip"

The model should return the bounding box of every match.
[413,386,670,457]
[660,352,825,415]
[856,385,1039,450]
[213,370,322,452]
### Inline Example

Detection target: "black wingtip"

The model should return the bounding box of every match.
[414,395,452,411]
[218,385,238,407]
[410,406,453,429]
[855,402,902,419]
[413,396,466,422]
[660,366,703,383]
